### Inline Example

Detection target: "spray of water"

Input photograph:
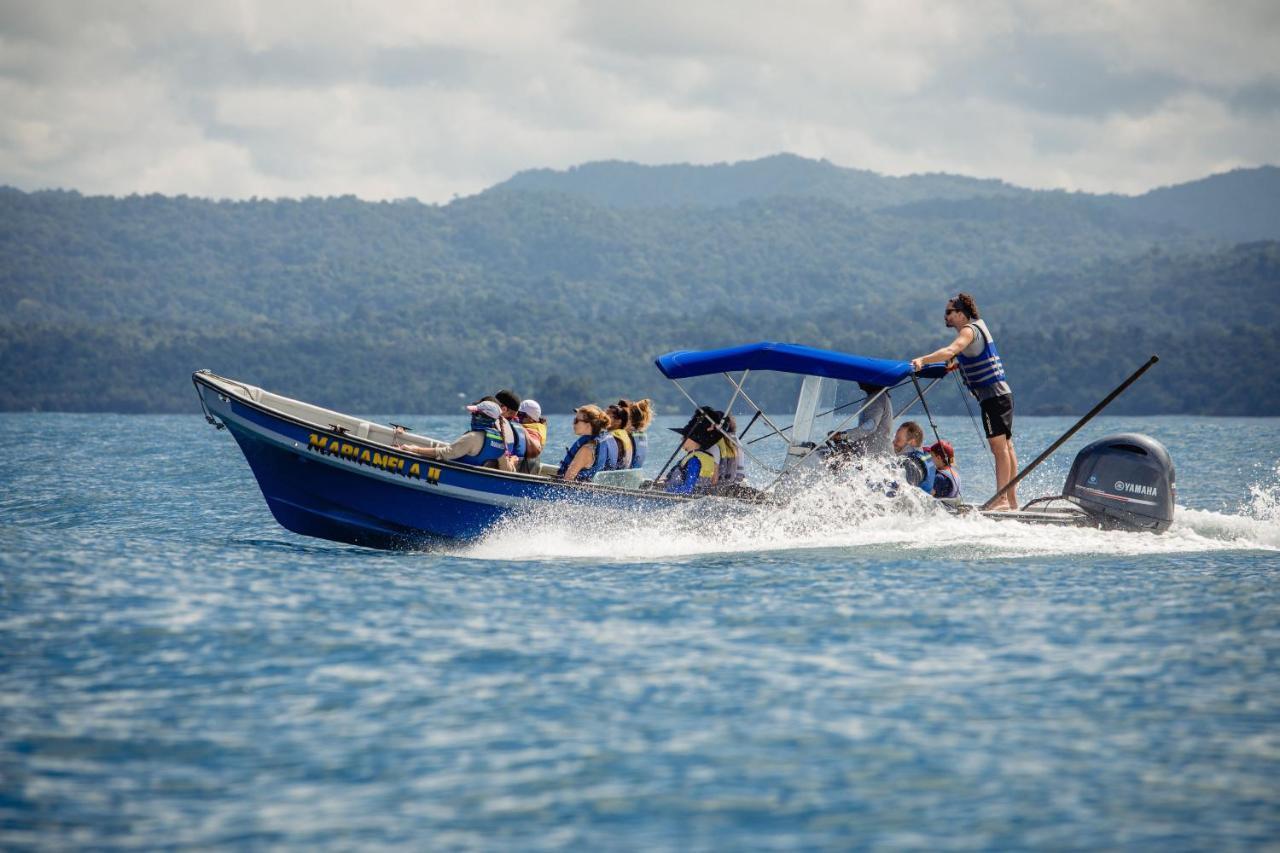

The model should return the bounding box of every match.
[461,462,1280,562]
[1244,463,1280,523]
[1170,462,1280,551]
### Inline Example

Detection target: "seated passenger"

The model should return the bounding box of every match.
[829,382,893,460]
[711,413,745,487]
[494,389,533,472]
[395,398,512,468]
[929,440,962,499]
[555,405,616,482]
[625,398,652,470]
[893,421,936,494]
[606,403,634,470]
[515,399,547,474]
[664,414,719,495]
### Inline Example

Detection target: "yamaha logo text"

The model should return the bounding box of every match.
[1115,480,1158,497]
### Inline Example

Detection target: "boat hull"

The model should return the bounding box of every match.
[196,374,687,548]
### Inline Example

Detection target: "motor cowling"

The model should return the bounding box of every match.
[1063,433,1176,533]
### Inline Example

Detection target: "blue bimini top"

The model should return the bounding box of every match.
[654,341,947,387]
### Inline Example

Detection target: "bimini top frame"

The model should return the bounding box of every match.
[655,341,948,385]
[651,342,951,488]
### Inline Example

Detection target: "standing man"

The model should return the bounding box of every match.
[910,293,1018,510]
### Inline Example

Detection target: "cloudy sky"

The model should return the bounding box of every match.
[1,0,1277,202]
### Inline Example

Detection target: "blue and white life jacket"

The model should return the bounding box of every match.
[955,319,1008,393]
[507,419,527,459]
[595,432,619,473]
[901,447,937,494]
[629,430,648,469]
[556,432,617,481]
[933,465,961,499]
[456,415,508,467]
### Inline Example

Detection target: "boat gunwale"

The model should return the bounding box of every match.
[193,370,697,502]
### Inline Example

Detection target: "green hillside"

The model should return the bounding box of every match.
[1,159,1277,415]
[490,153,1028,210]
[1109,166,1280,243]
[493,154,1280,244]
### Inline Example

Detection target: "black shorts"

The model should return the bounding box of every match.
[979,394,1014,439]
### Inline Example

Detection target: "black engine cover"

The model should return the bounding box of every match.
[1063,433,1176,533]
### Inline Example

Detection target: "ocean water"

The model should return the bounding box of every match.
[1,412,1278,850]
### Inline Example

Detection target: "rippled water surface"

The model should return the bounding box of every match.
[2,413,1279,849]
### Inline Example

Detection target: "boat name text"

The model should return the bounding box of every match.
[307,433,441,483]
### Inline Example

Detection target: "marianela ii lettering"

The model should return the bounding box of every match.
[308,433,413,477]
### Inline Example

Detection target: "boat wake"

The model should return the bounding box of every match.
[460,466,1280,562]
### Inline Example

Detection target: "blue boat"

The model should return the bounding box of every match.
[195,342,1175,547]
[193,343,943,548]
[191,371,699,549]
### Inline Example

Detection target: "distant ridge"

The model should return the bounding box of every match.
[489,154,1280,242]
[487,153,1028,210]
[1109,165,1280,243]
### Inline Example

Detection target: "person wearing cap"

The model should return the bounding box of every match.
[394,397,513,467]
[495,389,538,472]
[515,399,547,474]
[892,421,936,494]
[556,405,616,482]
[909,292,1016,509]
[929,440,962,499]
[663,409,720,495]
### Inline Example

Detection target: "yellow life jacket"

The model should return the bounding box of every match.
[683,449,717,479]
[611,428,633,459]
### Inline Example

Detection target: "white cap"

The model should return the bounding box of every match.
[518,399,542,420]
[467,400,502,420]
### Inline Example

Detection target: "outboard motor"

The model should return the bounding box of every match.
[1062,433,1176,533]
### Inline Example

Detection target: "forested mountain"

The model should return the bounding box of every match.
[1106,166,1280,243]
[490,153,1029,210]
[494,155,1280,243]
[2,157,1278,415]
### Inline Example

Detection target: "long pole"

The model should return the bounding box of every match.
[736,410,763,442]
[980,355,1159,511]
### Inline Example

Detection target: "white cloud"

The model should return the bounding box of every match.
[0,0,1275,201]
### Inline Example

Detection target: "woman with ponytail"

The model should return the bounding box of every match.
[620,398,652,470]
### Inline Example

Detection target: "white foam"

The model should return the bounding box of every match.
[1172,464,1280,550]
[459,465,1280,563]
